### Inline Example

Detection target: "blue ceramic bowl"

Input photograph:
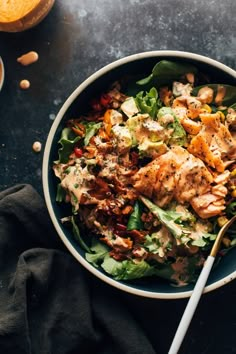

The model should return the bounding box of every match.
[43,51,236,299]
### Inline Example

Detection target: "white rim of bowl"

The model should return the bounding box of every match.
[43,50,236,299]
[0,57,5,91]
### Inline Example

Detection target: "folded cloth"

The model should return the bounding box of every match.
[0,184,156,354]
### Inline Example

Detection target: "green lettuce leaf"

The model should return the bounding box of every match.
[144,234,162,254]
[139,196,190,240]
[56,183,67,202]
[85,239,109,267]
[57,127,82,163]
[170,116,187,146]
[71,216,90,252]
[127,200,144,230]
[137,60,198,87]
[135,87,161,118]
[85,237,203,285]
[191,233,216,247]
[84,122,102,146]
[100,254,200,283]
[158,107,187,146]
[101,255,158,280]
[226,201,236,216]
[86,238,174,281]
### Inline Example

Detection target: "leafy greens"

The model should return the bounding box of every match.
[137,60,198,87]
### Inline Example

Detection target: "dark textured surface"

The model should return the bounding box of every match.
[1,0,236,194]
[0,1,236,353]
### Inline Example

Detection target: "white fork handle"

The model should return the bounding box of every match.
[168,255,215,354]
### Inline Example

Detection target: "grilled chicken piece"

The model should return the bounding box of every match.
[132,159,160,199]
[188,112,236,172]
[132,146,213,207]
[190,194,225,219]
[172,96,202,119]
[190,171,230,218]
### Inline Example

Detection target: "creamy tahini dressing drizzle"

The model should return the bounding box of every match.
[32,141,41,152]
[20,79,30,89]
[60,164,95,211]
[17,51,39,66]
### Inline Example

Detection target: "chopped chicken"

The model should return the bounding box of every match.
[188,112,236,172]
[197,86,214,104]
[172,95,202,119]
[132,146,213,207]
[215,85,226,106]
[190,193,225,219]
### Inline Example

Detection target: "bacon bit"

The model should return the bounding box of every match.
[111,207,123,215]
[95,177,111,192]
[127,229,146,243]
[71,123,85,136]
[72,127,84,136]
[130,151,139,166]
[111,179,127,193]
[109,250,129,261]
[87,185,111,201]
[88,190,106,200]
[89,136,97,145]
[113,230,126,237]
[122,205,133,215]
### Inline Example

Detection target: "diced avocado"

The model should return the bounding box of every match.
[138,139,168,157]
[157,107,173,120]
[157,107,187,146]
[142,119,165,142]
[126,113,149,146]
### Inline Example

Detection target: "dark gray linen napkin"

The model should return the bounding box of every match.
[0,184,156,354]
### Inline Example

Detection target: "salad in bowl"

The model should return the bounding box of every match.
[43,51,236,298]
